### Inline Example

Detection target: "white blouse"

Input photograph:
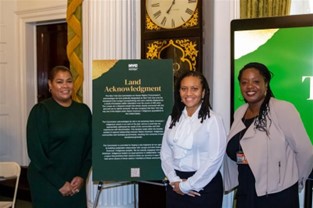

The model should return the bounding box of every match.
[160,106,227,193]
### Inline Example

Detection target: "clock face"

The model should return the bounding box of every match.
[146,0,198,29]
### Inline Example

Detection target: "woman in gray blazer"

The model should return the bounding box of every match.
[224,62,313,208]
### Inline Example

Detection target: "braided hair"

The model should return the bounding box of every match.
[238,62,275,134]
[169,71,212,129]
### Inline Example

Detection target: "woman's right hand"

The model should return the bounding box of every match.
[171,179,201,197]
[59,181,73,196]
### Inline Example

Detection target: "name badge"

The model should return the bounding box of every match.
[236,151,248,165]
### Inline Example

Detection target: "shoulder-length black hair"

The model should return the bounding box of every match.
[238,62,275,133]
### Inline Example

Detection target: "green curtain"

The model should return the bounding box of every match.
[240,0,291,18]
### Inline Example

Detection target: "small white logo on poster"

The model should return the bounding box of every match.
[128,63,138,71]
[131,168,140,177]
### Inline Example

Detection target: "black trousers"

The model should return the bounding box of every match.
[236,182,299,208]
[166,170,223,208]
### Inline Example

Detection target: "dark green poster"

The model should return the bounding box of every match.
[92,59,173,181]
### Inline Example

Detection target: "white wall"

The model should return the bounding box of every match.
[0,0,68,166]
[16,0,66,11]
[0,0,311,207]
[291,0,313,14]
[0,0,25,164]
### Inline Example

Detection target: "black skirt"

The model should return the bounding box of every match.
[166,170,223,208]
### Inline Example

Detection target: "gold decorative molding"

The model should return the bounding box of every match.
[183,9,199,28]
[145,39,198,71]
[146,16,161,31]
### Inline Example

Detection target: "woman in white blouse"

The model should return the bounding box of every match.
[160,71,227,208]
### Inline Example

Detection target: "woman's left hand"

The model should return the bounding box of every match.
[187,190,201,197]
[170,181,184,195]
[70,176,84,195]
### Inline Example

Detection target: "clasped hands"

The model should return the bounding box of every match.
[59,176,84,197]
[170,179,201,197]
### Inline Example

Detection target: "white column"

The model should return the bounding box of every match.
[83,0,140,207]
[211,0,239,207]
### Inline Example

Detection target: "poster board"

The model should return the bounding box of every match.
[92,59,173,181]
[231,14,313,142]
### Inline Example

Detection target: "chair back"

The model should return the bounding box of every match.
[0,162,21,208]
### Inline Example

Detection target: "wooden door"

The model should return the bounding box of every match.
[36,23,69,102]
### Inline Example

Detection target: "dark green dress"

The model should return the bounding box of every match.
[27,98,92,208]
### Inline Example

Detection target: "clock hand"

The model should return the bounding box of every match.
[166,0,175,14]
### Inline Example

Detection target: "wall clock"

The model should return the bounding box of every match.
[145,0,198,29]
[141,0,203,77]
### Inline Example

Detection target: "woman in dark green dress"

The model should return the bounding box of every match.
[27,66,92,208]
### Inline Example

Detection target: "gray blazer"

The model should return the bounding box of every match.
[224,98,313,196]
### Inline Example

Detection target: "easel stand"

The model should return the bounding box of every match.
[92,180,167,208]
[93,181,137,208]
[304,178,313,208]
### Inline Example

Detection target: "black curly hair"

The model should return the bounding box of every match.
[169,71,212,129]
[238,62,275,134]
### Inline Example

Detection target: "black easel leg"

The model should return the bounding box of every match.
[93,181,103,208]
[304,179,312,208]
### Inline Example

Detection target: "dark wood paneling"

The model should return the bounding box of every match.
[36,23,69,102]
